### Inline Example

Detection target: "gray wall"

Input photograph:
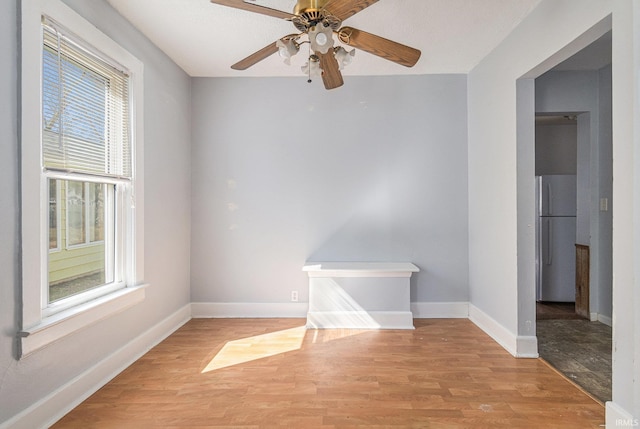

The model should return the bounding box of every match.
[0,0,20,402]
[0,0,192,424]
[190,75,469,305]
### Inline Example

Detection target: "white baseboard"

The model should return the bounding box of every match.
[606,401,637,428]
[191,302,308,318]
[468,304,516,356]
[411,302,469,318]
[191,302,471,320]
[598,314,613,327]
[468,304,538,358]
[0,304,191,429]
[590,312,613,327]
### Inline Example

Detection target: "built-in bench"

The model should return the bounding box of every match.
[302,262,419,330]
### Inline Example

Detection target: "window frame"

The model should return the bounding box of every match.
[44,175,121,316]
[48,179,61,253]
[20,0,146,358]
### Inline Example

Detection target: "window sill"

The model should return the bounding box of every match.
[19,284,147,358]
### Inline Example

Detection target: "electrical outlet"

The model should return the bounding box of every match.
[290,291,298,302]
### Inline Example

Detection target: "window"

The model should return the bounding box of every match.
[20,0,145,357]
[41,18,131,312]
[49,179,113,303]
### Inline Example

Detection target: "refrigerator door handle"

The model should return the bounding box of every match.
[547,183,553,215]
[546,219,553,265]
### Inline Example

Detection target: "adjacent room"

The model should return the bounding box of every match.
[1,0,638,428]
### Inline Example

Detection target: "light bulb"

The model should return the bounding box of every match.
[315,32,328,46]
[276,38,299,65]
[309,25,334,54]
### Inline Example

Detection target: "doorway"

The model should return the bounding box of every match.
[533,32,613,403]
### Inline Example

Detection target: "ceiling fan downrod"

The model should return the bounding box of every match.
[293,0,329,16]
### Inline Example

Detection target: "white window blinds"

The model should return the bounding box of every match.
[42,18,132,179]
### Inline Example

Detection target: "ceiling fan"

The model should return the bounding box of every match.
[209,0,421,90]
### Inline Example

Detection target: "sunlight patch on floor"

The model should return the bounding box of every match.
[201,326,307,373]
[201,321,372,373]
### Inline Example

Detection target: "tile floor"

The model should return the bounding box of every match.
[536,303,612,403]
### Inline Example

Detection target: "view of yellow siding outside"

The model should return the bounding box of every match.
[48,179,107,302]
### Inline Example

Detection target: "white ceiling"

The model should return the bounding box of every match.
[106,0,543,77]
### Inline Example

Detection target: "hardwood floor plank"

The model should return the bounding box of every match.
[52,318,604,428]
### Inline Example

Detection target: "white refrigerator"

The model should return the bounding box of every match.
[536,175,577,302]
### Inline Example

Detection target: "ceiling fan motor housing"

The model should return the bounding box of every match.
[292,0,341,32]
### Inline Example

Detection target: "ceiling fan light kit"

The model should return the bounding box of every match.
[276,37,300,64]
[334,46,355,70]
[211,0,421,90]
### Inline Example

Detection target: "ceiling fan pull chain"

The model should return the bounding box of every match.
[307,43,312,83]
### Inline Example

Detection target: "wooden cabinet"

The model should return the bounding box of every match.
[575,244,590,319]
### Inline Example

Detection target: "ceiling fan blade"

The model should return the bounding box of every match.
[317,52,344,90]
[339,26,421,67]
[323,0,378,21]
[231,41,279,70]
[210,0,292,19]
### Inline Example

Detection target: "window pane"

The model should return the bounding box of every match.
[66,180,85,246]
[49,179,58,250]
[42,23,132,178]
[49,180,114,303]
[88,183,105,242]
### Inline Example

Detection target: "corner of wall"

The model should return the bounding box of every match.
[468,303,538,358]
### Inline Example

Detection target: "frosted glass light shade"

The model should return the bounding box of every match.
[335,47,355,69]
[276,38,299,65]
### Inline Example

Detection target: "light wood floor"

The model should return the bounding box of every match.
[53,318,604,428]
